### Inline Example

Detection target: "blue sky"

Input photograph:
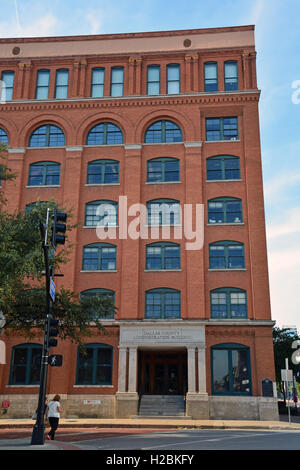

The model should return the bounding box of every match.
[1,0,300,331]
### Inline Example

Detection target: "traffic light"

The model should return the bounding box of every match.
[51,208,67,249]
[48,354,63,367]
[48,317,59,348]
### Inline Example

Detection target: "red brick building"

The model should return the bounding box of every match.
[0,25,278,420]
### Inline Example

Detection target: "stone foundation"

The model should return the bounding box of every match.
[0,393,279,421]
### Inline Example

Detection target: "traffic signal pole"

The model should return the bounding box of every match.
[31,207,67,445]
[31,221,52,445]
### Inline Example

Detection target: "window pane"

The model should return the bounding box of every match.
[212,349,230,393]
[210,246,226,268]
[167,65,180,94]
[224,157,240,179]
[104,162,119,183]
[225,62,238,91]
[208,201,224,223]
[36,70,50,99]
[228,245,244,268]
[211,292,227,318]
[165,292,180,318]
[164,246,180,269]
[83,247,99,270]
[231,349,250,393]
[230,292,247,317]
[29,165,44,185]
[2,71,14,100]
[226,201,242,223]
[55,70,69,99]
[148,66,160,95]
[206,119,221,141]
[147,246,162,270]
[165,160,180,181]
[204,63,218,92]
[30,348,42,383]
[0,128,8,145]
[91,68,105,97]
[101,247,116,270]
[146,292,162,318]
[148,161,163,182]
[223,117,238,140]
[111,68,124,96]
[207,159,222,180]
[77,348,94,384]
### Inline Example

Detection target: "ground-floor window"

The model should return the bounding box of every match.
[9,344,42,385]
[211,343,251,395]
[76,343,113,385]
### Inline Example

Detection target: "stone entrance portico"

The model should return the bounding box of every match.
[116,322,209,418]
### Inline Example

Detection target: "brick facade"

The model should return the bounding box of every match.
[0,25,278,420]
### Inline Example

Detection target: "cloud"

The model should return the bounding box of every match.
[266,207,300,240]
[0,11,61,38]
[264,171,300,199]
[85,10,104,35]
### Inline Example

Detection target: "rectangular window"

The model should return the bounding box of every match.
[91,68,105,97]
[206,117,238,141]
[35,70,50,99]
[167,64,180,94]
[55,69,69,99]
[224,61,238,91]
[204,63,218,92]
[111,67,124,96]
[147,65,160,95]
[1,71,15,101]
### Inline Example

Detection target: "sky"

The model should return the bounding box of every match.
[1,0,300,331]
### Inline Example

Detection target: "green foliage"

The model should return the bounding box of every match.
[273,326,300,383]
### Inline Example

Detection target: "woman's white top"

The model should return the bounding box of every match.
[47,401,60,418]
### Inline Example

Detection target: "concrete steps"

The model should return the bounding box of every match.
[137,395,187,418]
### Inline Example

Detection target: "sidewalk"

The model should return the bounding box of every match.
[1,416,300,431]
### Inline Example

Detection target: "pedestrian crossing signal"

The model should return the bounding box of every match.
[48,354,63,367]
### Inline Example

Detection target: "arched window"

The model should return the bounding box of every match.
[145,288,181,319]
[208,197,242,224]
[80,289,115,319]
[209,241,245,269]
[146,242,180,270]
[9,343,42,385]
[86,122,123,145]
[85,200,118,227]
[29,124,65,147]
[87,159,119,184]
[147,198,181,226]
[206,155,240,180]
[76,343,113,385]
[147,157,180,183]
[0,127,8,145]
[28,161,60,186]
[210,287,247,319]
[144,120,182,144]
[82,243,117,271]
[211,343,251,395]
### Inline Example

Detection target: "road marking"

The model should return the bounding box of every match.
[141,432,271,450]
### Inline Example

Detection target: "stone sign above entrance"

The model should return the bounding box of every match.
[119,323,205,347]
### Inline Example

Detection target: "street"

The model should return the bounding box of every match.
[1,428,300,451]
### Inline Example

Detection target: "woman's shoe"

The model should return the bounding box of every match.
[46,434,51,440]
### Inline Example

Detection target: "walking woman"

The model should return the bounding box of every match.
[46,395,62,440]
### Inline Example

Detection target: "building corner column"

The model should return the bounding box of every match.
[116,345,139,418]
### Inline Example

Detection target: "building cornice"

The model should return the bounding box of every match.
[0,90,260,113]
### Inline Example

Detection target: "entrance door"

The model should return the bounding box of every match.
[139,350,187,395]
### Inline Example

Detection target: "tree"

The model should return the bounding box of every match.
[273,326,300,383]
[0,144,116,344]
